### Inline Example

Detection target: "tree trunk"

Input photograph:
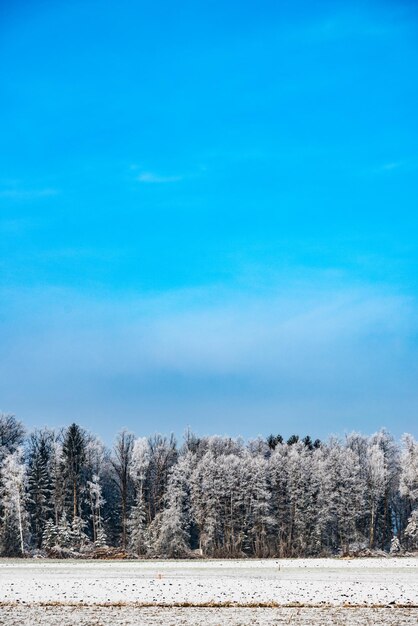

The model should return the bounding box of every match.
[17,490,24,555]
[73,478,77,519]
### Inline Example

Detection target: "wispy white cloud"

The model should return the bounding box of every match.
[372,158,418,175]
[380,162,403,171]
[137,172,182,184]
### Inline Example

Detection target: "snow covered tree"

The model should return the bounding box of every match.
[49,437,65,526]
[87,475,107,546]
[242,452,273,557]
[0,449,29,556]
[70,516,89,550]
[128,437,150,555]
[404,510,418,550]
[399,434,418,503]
[316,440,364,554]
[0,414,24,463]
[147,434,177,521]
[56,512,72,548]
[366,442,387,549]
[128,499,148,555]
[84,436,108,545]
[0,411,415,558]
[27,429,54,548]
[390,535,401,554]
[42,518,58,549]
[399,435,418,550]
[111,430,135,549]
[62,423,87,520]
[150,452,192,557]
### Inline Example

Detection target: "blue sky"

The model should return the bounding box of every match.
[1,0,417,443]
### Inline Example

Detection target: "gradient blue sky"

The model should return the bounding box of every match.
[1,0,417,443]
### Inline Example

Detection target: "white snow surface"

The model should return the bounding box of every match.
[1,606,418,626]
[0,557,417,607]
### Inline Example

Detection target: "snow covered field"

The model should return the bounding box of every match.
[0,558,417,624]
[1,605,418,625]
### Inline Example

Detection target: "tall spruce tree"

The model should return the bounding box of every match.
[62,424,87,520]
[27,430,54,548]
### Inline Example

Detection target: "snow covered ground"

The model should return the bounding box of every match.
[1,605,418,625]
[0,558,417,624]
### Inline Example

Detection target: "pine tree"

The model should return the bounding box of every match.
[404,510,418,550]
[27,430,54,549]
[56,512,72,548]
[128,499,148,555]
[62,424,87,521]
[42,518,58,549]
[70,516,89,551]
[390,535,401,554]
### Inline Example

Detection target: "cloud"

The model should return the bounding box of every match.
[137,172,182,184]
[372,159,418,175]
[380,162,403,171]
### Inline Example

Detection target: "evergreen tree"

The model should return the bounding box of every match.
[42,518,58,549]
[62,424,87,520]
[56,512,72,548]
[27,430,54,548]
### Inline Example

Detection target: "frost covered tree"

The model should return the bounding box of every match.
[128,437,150,555]
[399,434,418,503]
[27,430,54,548]
[150,452,192,558]
[242,452,273,557]
[0,449,29,556]
[365,442,386,548]
[147,434,177,521]
[42,518,58,549]
[46,436,64,528]
[70,516,89,550]
[190,440,248,557]
[316,440,364,554]
[111,430,135,549]
[85,437,107,545]
[62,423,87,520]
[399,434,418,549]
[390,535,401,554]
[87,475,107,546]
[404,510,418,549]
[56,512,72,548]
[190,450,218,555]
[0,414,25,463]
[1,412,418,558]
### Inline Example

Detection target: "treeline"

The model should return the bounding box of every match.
[0,412,417,558]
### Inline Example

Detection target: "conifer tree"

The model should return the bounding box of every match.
[62,424,87,520]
